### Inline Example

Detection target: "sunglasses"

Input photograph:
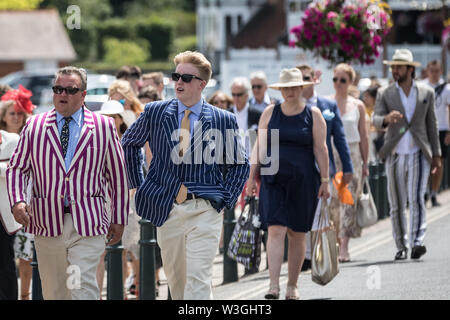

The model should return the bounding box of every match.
[171,72,203,83]
[302,76,312,81]
[332,77,347,84]
[252,84,264,90]
[52,86,82,95]
[232,92,246,97]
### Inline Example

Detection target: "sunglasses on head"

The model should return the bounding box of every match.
[252,84,264,90]
[52,86,82,95]
[232,92,246,97]
[171,72,203,83]
[332,77,347,84]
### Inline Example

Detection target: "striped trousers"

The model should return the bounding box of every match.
[385,151,430,251]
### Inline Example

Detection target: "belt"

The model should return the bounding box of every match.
[64,206,71,214]
[186,193,196,200]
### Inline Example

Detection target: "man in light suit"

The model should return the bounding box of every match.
[373,49,441,261]
[7,66,129,300]
[297,64,353,270]
[122,51,249,300]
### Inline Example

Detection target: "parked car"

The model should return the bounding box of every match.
[0,69,115,113]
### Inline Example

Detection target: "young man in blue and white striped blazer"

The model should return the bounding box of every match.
[122,51,250,300]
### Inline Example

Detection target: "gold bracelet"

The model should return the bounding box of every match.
[321,177,329,183]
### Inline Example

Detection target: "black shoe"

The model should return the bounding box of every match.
[243,267,259,276]
[395,249,408,260]
[411,245,427,259]
[431,195,441,207]
[301,259,311,271]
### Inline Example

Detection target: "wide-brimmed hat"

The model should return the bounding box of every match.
[383,49,421,67]
[268,68,315,90]
[98,100,136,128]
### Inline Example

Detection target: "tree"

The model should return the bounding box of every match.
[0,0,44,10]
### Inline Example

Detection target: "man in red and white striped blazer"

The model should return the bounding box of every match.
[6,66,129,300]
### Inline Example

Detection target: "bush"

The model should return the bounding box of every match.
[172,35,197,56]
[103,37,150,66]
[135,16,175,60]
[96,18,135,59]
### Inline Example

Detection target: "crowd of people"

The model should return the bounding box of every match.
[0,48,448,301]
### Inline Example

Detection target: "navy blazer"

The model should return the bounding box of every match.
[313,97,353,177]
[122,99,250,226]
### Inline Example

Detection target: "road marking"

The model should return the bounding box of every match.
[225,204,450,300]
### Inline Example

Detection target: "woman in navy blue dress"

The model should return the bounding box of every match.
[247,68,330,300]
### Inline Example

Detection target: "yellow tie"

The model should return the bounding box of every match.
[176,109,191,204]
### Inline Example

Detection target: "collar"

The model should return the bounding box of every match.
[177,98,203,117]
[56,107,83,127]
[395,80,417,95]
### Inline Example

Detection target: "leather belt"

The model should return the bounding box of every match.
[64,206,71,214]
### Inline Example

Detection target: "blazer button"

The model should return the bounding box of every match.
[60,195,64,198]
[65,177,70,181]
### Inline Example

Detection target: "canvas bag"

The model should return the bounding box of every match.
[356,178,378,228]
[311,200,340,286]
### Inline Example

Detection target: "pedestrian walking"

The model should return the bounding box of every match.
[248,71,280,112]
[6,66,129,300]
[0,86,35,300]
[122,51,249,300]
[142,72,165,100]
[329,63,369,263]
[108,79,144,118]
[208,90,233,111]
[297,64,353,271]
[422,60,450,207]
[373,49,441,260]
[247,68,330,300]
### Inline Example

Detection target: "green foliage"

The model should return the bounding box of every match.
[0,0,44,10]
[103,37,150,66]
[135,16,175,60]
[96,18,135,59]
[173,35,197,56]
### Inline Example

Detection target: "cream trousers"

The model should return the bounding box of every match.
[157,198,222,300]
[34,213,105,300]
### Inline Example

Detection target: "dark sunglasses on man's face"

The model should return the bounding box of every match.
[332,77,347,84]
[252,84,264,90]
[171,72,203,83]
[232,92,246,97]
[52,86,82,95]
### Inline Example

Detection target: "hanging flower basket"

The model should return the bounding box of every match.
[289,0,393,66]
[442,18,450,51]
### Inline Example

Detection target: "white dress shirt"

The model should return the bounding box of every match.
[395,81,420,155]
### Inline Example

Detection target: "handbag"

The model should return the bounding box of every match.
[311,200,339,286]
[227,196,262,270]
[356,178,378,228]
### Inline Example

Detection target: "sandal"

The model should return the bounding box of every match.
[285,285,299,300]
[264,284,280,300]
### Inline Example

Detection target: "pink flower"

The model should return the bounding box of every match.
[327,11,338,20]
[373,34,382,45]
[289,40,297,48]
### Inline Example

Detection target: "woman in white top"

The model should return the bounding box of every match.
[329,63,369,262]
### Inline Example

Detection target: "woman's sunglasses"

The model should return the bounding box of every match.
[332,77,347,84]
[52,86,82,95]
[171,72,203,83]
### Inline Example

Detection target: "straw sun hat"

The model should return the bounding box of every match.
[383,49,421,67]
[268,68,315,90]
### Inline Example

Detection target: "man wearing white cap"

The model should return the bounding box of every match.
[373,49,441,261]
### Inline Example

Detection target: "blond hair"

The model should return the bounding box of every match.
[108,79,143,115]
[0,100,29,132]
[334,63,356,83]
[142,72,164,87]
[173,51,212,83]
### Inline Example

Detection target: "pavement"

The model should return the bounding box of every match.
[20,189,449,300]
[118,188,450,300]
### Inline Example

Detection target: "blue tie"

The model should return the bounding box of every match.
[61,117,72,158]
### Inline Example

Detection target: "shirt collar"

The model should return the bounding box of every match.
[395,80,417,96]
[177,98,203,117]
[56,106,83,127]
[233,102,249,114]
[250,93,271,105]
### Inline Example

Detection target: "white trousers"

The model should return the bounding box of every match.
[385,152,430,251]
[157,198,222,300]
[34,213,105,300]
